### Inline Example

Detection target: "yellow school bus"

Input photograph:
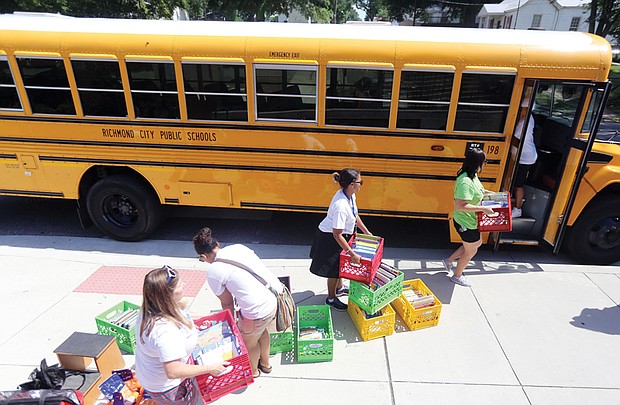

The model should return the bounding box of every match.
[0,14,618,263]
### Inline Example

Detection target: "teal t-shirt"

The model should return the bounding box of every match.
[452,172,484,230]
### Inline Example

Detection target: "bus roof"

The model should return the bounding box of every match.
[0,13,609,48]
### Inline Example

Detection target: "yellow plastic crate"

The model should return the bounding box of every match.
[391,279,442,331]
[347,300,395,341]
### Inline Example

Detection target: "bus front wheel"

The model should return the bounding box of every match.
[86,175,162,241]
[566,196,620,265]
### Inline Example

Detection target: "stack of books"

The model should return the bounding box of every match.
[298,327,326,340]
[402,288,435,309]
[351,234,382,259]
[107,308,139,330]
[369,262,400,291]
[193,320,240,365]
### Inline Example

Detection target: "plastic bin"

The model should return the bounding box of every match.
[193,310,253,403]
[348,301,395,341]
[339,235,384,284]
[349,265,403,314]
[95,301,139,354]
[296,305,333,363]
[391,279,442,331]
[478,192,512,232]
[269,331,294,354]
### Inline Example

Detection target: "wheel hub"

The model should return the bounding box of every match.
[590,216,620,249]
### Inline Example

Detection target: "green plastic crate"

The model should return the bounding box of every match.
[95,301,139,354]
[296,305,333,363]
[349,265,404,314]
[269,332,294,355]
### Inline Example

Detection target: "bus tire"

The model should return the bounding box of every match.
[566,196,620,265]
[86,175,162,241]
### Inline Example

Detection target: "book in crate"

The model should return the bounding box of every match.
[339,234,384,284]
[391,279,442,331]
[296,305,334,363]
[349,262,403,314]
[192,310,253,403]
[348,300,395,341]
[477,191,512,232]
[95,301,139,354]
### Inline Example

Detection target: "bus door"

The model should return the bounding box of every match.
[540,81,610,253]
[494,80,610,253]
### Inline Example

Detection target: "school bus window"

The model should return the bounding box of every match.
[71,59,127,118]
[397,70,453,130]
[325,67,393,128]
[182,63,248,121]
[126,61,179,119]
[582,89,604,133]
[16,57,76,115]
[0,58,22,110]
[254,65,317,122]
[454,73,514,133]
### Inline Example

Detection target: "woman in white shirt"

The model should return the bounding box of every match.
[193,228,279,379]
[309,168,372,311]
[135,266,230,405]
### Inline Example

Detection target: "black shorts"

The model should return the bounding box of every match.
[453,220,481,243]
[514,163,534,188]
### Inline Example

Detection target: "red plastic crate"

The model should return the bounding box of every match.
[339,235,384,284]
[477,192,512,232]
[193,310,253,403]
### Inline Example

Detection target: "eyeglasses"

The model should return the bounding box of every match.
[353,180,364,185]
[163,265,177,284]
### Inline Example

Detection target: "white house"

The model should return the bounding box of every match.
[477,0,590,31]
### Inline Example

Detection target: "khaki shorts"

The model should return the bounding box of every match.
[237,309,276,340]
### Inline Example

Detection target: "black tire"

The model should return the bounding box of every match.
[86,175,162,241]
[566,196,620,265]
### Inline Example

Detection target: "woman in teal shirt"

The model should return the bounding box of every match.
[443,148,495,287]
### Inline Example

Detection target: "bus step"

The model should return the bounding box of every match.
[499,238,539,246]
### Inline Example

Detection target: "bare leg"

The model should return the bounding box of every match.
[447,245,465,264]
[327,278,339,299]
[515,186,525,209]
[243,332,261,376]
[453,239,482,278]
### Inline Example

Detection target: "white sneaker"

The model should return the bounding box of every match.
[512,207,522,218]
[450,275,471,287]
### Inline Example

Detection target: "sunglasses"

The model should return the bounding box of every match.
[352,180,364,185]
[163,265,177,284]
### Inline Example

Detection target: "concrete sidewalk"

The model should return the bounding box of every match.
[1,235,619,405]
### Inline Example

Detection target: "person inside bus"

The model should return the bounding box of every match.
[193,227,279,378]
[135,266,230,405]
[512,114,538,218]
[309,168,372,310]
[443,149,495,287]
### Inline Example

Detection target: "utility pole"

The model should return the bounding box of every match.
[333,0,338,23]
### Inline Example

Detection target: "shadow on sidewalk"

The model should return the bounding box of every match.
[570,306,620,335]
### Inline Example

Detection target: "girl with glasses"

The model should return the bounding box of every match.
[135,266,230,405]
[309,168,372,311]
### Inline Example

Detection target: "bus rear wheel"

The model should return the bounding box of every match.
[566,196,620,265]
[86,175,162,241]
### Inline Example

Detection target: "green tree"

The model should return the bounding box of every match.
[588,0,620,42]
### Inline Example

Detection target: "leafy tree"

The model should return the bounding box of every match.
[588,0,620,42]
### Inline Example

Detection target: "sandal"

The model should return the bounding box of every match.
[258,362,272,374]
[252,369,261,378]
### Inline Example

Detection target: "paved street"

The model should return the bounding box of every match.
[1,235,619,404]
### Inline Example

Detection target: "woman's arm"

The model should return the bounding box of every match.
[163,358,230,379]
[454,198,495,215]
[217,288,235,313]
[332,228,361,265]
